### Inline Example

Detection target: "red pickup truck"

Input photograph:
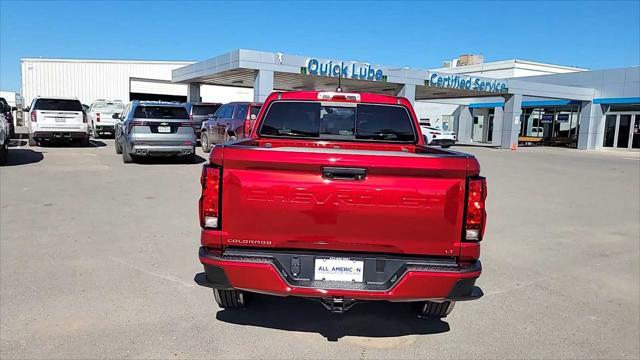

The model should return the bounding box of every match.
[194,91,486,317]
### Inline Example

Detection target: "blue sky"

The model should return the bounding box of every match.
[1,0,639,92]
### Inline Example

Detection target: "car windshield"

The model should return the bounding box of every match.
[259,102,416,142]
[193,105,221,116]
[35,99,83,111]
[133,106,189,119]
[92,102,124,112]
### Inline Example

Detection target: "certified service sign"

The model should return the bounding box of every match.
[427,72,508,93]
[301,58,387,82]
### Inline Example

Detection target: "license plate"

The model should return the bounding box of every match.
[157,126,171,133]
[314,257,364,282]
[55,117,66,123]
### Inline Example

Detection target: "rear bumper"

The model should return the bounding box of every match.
[33,131,88,140]
[95,125,115,132]
[195,247,482,302]
[129,144,194,156]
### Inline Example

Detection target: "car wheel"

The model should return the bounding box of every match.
[28,134,38,147]
[213,289,246,309]
[115,138,123,154]
[201,133,211,153]
[122,148,134,164]
[0,142,7,165]
[417,301,455,318]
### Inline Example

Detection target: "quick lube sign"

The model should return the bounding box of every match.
[427,73,508,93]
[302,59,386,81]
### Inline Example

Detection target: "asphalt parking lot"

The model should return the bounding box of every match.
[1,138,639,359]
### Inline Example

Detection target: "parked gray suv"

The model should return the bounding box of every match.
[115,101,196,163]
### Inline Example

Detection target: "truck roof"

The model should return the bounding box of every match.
[265,91,411,106]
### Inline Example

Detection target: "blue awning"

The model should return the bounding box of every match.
[593,97,640,105]
[521,99,578,107]
[468,102,504,108]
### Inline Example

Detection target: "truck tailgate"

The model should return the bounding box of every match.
[220,146,469,256]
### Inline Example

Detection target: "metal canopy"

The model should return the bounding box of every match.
[173,49,594,102]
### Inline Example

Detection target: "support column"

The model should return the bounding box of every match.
[397,84,416,105]
[254,69,274,103]
[501,94,523,150]
[454,105,473,144]
[577,101,604,150]
[492,106,503,146]
[187,83,201,102]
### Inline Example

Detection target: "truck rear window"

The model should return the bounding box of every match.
[133,106,189,119]
[35,99,83,111]
[259,102,416,142]
[192,105,221,116]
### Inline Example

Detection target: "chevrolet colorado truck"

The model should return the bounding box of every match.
[194,91,486,317]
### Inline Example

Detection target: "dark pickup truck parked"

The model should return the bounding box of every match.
[194,91,486,317]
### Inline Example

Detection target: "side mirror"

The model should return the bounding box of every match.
[25,107,30,112]
[112,113,120,119]
[11,107,17,111]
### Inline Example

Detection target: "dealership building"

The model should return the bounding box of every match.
[19,49,640,150]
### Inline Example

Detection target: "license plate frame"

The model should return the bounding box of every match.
[55,117,66,123]
[157,126,171,133]
[314,257,364,283]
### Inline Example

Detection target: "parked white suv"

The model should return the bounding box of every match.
[89,99,124,138]
[27,97,89,146]
[0,112,8,165]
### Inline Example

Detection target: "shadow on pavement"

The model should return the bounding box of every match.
[215,294,450,341]
[35,139,107,148]
[2,148,44,166]
[134,154,207,165]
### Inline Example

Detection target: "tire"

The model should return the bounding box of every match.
[417,301,455,318]
[213,289,246,309]
[115,138,122,154]
[122,148,134,164]
[28,134,38,147]
[201,133,211,153]
[0,143,7,165]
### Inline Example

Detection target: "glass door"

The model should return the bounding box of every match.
[603,112,640,149]
[472,115,484,142]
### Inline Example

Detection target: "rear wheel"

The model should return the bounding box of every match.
[122,148,134,163]
[28,134,38,147]
[0,142,7,165]
[201,133,211,153]
[213,289,246,309]
[417,301,455,318]
[115,137,122,154]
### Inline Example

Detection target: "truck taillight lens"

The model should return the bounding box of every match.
[465,177,487,241]
[128,120,146,131]
[96,113,100,122]
[31,111,37,122]
[199,165,221,229]
[82,112,88,123]
[243,119,252,136]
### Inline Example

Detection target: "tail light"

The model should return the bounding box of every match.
[243,119,252,136]
[465,177,487,241]
[199,165,221,229]
[180,121,196,128]
[128,120,146,131]
[82,112,88,123]
[96,113,101,122]
[30,111,37,122]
